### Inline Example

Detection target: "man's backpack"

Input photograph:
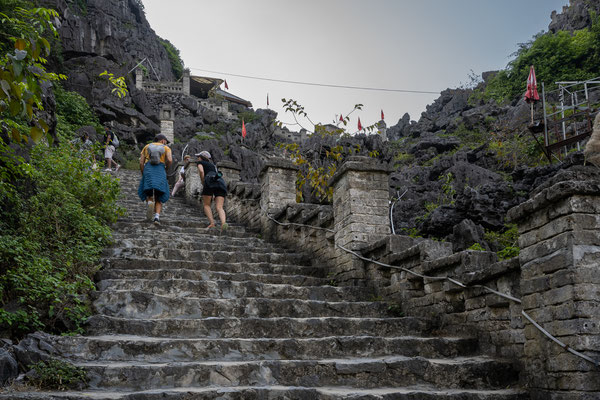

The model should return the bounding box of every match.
[147,143,165,165]
[112,133,120,147]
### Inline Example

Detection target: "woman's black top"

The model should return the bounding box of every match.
[199,160,216,175]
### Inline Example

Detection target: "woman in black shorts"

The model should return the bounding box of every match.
[196,151,228,229]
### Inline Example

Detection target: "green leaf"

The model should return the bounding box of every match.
[30,126,43,143]
[39,37,50,55]
[14,38,26,51]
[38,119,49,133]
[12,59,23,78]
[8,99,20,115]
[14,49,27,61]
[10,128,21,143]
[0,80,11,99]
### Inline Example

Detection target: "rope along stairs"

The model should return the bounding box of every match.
[2,169,529,399]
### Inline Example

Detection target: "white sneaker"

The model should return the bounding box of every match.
[103,168,112,172]
[115,165,121,172]
[146,201,154,221]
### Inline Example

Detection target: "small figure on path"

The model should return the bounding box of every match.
[138,134,173,224]
[171,155,191,197]
[104,126,121,172]
[196,151,228,230]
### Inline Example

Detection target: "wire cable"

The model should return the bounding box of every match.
[189,67,441,95]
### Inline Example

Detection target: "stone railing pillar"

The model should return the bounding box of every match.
[259,158,298,239]
[183,69,190,96]
[507,170,600,398]
[217,160,241,185]
[329,156,391,285]
[135,68,143,90]
[184,161,202,204]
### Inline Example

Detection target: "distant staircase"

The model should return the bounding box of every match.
[1,169,528,399]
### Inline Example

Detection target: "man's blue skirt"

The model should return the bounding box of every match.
[138,162,170,203]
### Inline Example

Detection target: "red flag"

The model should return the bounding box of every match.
[224,79,229,90]
[339,113,344,122]
[525,65,539,103]
[242,119,247,138]
[357,117,363,131]
[381,109,385,120]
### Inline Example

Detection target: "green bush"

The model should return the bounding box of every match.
[54,85,101,141]
[0,139,122,339]
[159,37,184,80]
[484,224,520,260]
[29,359,87,390]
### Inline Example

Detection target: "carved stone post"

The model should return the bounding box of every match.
[330,156,391,285]
[135,68,143,90]
[507,168,600,399]
[259,158,298,239]
[184,161,202,205]
[160,105,175,144]
[183,69,190,96]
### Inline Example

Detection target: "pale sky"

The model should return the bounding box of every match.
[143,0,568,132]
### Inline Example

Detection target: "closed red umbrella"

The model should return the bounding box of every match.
[525,65,540,124]
[525,65,540,103]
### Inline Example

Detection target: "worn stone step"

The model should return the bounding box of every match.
[96,279,371,301]
[95,268,330,287]
[48,335,478,363]
[102,258,326,277]
[0,386,531,400]
[104,248,310,265]
[85,316,427,339]
[111,222,255,237]
[114,218,241,229]
[93,291,393,319]
[111,231,270,246]
[75,356,518,391]
[105,240,297,256]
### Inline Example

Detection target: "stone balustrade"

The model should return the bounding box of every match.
[184,155,600,398]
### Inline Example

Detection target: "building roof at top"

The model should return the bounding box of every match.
[215,88,252,108]
[190,75,252,108]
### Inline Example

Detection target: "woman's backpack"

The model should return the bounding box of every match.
[204,166,227,191]
[112,133,120,147]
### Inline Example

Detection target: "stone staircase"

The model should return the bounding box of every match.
[2,170,528,399]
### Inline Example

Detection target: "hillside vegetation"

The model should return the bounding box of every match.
[0,0,122,339]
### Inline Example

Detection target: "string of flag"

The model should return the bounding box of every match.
[213,68,400,138]
[191,67,440,95]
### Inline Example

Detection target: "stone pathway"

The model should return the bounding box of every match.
[2,170,528,399]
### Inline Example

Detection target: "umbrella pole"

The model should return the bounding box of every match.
[530,102,534,125]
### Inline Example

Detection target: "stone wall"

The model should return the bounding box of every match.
[507,167,600,400]
[195,156,600,398]
[361,236,525,364]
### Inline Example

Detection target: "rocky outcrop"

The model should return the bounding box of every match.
[548,0,600,33]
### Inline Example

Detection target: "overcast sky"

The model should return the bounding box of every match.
[143,0,568,132]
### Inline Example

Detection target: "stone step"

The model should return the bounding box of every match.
[103,247,312,266]
[102,258,326,277]
[105,239,297,256]
[109,234,289,252]
[48,335,479,363]
[111,222,256,238]
[75,356,518,391]
[92,291,393,319]
[85,316,427,339]
[96,279,371,301]
[0,386,530,400]
[95,268,330,287]
[114,218,242,230]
